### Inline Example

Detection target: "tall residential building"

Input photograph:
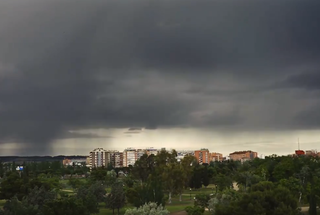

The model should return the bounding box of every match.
[229,150,258,161]
[123,148,137,167]
[194,148,210,164]
[114,152,123,168]
[210,152,223,162]
[136,149,146,160]
[146,148,158,156]
[106,150,123,168]
[89,148,108,168]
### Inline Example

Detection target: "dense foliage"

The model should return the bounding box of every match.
[124,202,169,215]
[1,151,320,214]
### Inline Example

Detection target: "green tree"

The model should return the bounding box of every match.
[278,177,302,203]
[0,162,4,178]
[90,167,108,182]
[208,189,241,214]
[185,206,205,215]
[215,181,300,215]
[202,164,210,188]
[126,179,165,207]
[41,197,89,215]
[106,170,117,186]
[190,164,203,189]
[24,186,56,209]
[162,161,181,204]
[181,155,197,188]
[132,154,155,183]
[1,196,40,215]
[77,181,106,203]
[212,173,232,192]
[194,194,210,209]
[68,178,85,189]
[0,171,24,200]
[106,181,126,214]
[272,157,295,181]
[123,175,135,188]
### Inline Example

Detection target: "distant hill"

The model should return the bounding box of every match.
[0,156,87,164]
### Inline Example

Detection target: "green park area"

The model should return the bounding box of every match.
[58,184,214,215]
[1,150,320,215]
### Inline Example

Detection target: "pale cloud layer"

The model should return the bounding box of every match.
[0,0,320,156]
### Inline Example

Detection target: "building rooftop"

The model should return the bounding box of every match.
[229,150,255,155]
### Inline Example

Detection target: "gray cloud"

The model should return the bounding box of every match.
[280,72,320,91]
[294,103,320,129]
[56,131,113,140]
[128,128,143,131]
[0,0,320,154]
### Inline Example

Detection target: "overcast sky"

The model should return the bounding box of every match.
[0,0,320,156]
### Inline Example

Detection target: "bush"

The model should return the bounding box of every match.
[124,202,169,215]
[185,206,205,215]
[194,194,210,209]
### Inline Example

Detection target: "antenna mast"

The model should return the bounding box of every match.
[298,138,300,150]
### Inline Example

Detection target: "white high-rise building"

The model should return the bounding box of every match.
[89,148,108,168]
[123,148,137,167]
[136,149,146,160]
[146,147,158,156]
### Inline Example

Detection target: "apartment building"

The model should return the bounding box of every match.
[136,149,146,160]
[194,148,210,164]
[89,148,108,168]
[114,152,123,168]
[146,148,158,156]
[229,150,258,161]
[123,148,137,167]
[105,151,123,168]
[210,152,223,162]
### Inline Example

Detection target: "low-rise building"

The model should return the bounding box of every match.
[210,152,223,162]
[63,158,72,166]
[295,150,305,156]
[229,150,258,161]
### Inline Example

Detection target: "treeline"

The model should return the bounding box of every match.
[187,155,320,215]
[0,161,89,178]
[1,150,320,215]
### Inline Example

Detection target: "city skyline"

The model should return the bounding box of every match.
[1,127,320,156]
[1,0,320,156]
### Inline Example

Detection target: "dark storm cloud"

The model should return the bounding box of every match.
[201,109,244,127]
[280,72,320,91]
[0,0,320,153]
[57,132,113,140]
[294,103,320,129]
